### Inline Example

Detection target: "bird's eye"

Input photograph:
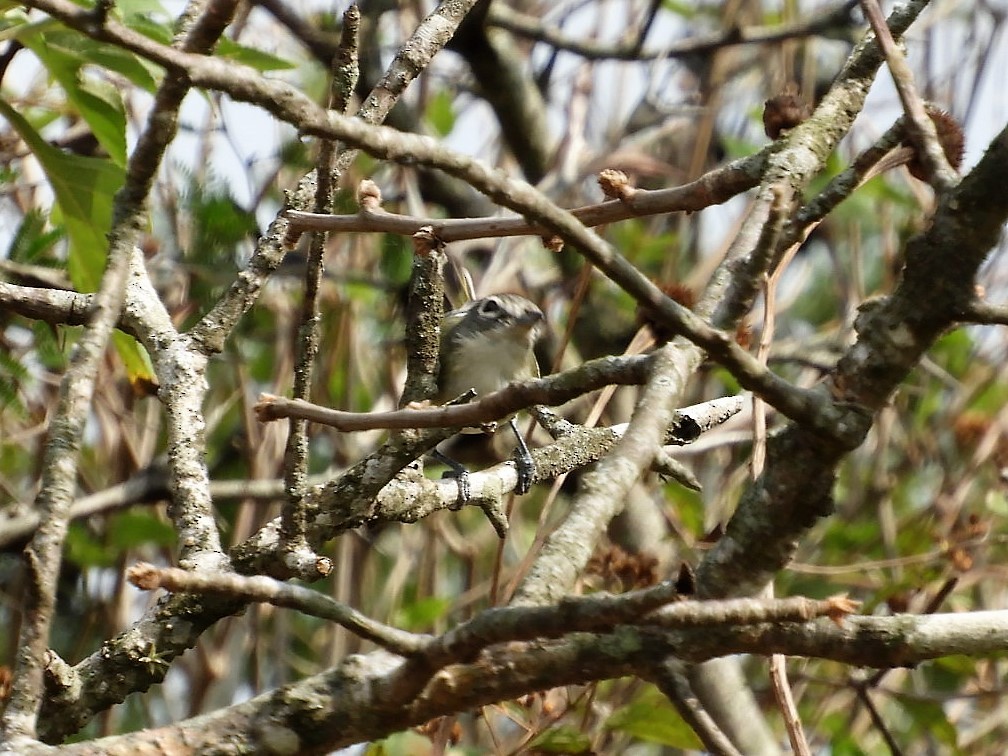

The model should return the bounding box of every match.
[478,298,502,316]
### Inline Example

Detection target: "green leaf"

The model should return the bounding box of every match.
[118,13,172,46]
[115,0,172,24]
[0,349,29,414]
[107,511,176,549]
[0,100,156,386]
[0,99,124,293]
[0,6,30,34]
[31,321,68,371]
[66,522,116,568]
[365,730,433,756]
[526,725,592,754]
[425,90,456,137]
[393,596,452,631]
[88,46,160,92]
[605,686,703,749]
[112,330,156,390]
[661,0,698,18]
[4,209,64,264]
[182,178,258,261]
[20,33,129,164]
[216,37,294,72]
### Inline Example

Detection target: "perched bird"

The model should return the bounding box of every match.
[434,293,544,499]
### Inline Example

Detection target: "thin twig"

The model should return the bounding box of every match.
[750,186,793,478]
[284,151,770,244]
[859,0,958,190]
[127,563,427,655]
[654,662,744,756]
[21,0,841,440]
[770,655,811,756]
[854,685,904,756]
[280,4,360,555]
[959,299,1008,326]
[256,354,653,430]
[487,0,858,62]
[749,186,812,755]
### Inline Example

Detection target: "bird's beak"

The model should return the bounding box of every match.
[517,310,545,329]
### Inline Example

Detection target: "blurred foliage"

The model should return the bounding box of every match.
[605,684,705,749]
[6,209,65,267]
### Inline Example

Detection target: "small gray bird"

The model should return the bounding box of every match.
[434,293,544,498]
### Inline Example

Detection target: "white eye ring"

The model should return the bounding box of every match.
[478,298,502,316]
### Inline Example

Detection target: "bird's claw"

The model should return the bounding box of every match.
[433,448,472,509]
[509,417,536,495]
[441,468,471,509]
[513,448,536,495]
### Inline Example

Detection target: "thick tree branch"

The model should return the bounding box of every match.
[1,0,240,743]
[696,123,1008,600]
[28,610,1008,755]
[20,0,851,439]
[513,0,931,612]
[233,397,741,574]
[25,1,486,739]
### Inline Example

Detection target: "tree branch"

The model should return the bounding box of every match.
[29,609,1008,754]
[1,0,240,743]
[284,148,771,241]
[487,0,859,62]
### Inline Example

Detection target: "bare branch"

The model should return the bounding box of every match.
[280,3,361,559]
[859,0,959,190]
[1,0,241,742]
[255,354,653,430]
[488,1,859,62]
[28,610,1008,754]
[127,563,426,655]
[19,0,846,437]
[284,151,771,244]
[959,298,1008,326]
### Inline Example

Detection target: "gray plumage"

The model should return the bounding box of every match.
[436,293,543,404]
[433,293,544,497]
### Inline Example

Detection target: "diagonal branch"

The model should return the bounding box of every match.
[0,0,240,744]
[859,0,958,189]
[26,0,485,741]
[696,123,1008,600]
[18,0,860,436]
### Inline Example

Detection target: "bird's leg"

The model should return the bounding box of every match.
[431,447,471,509]
[509,417,536,495]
